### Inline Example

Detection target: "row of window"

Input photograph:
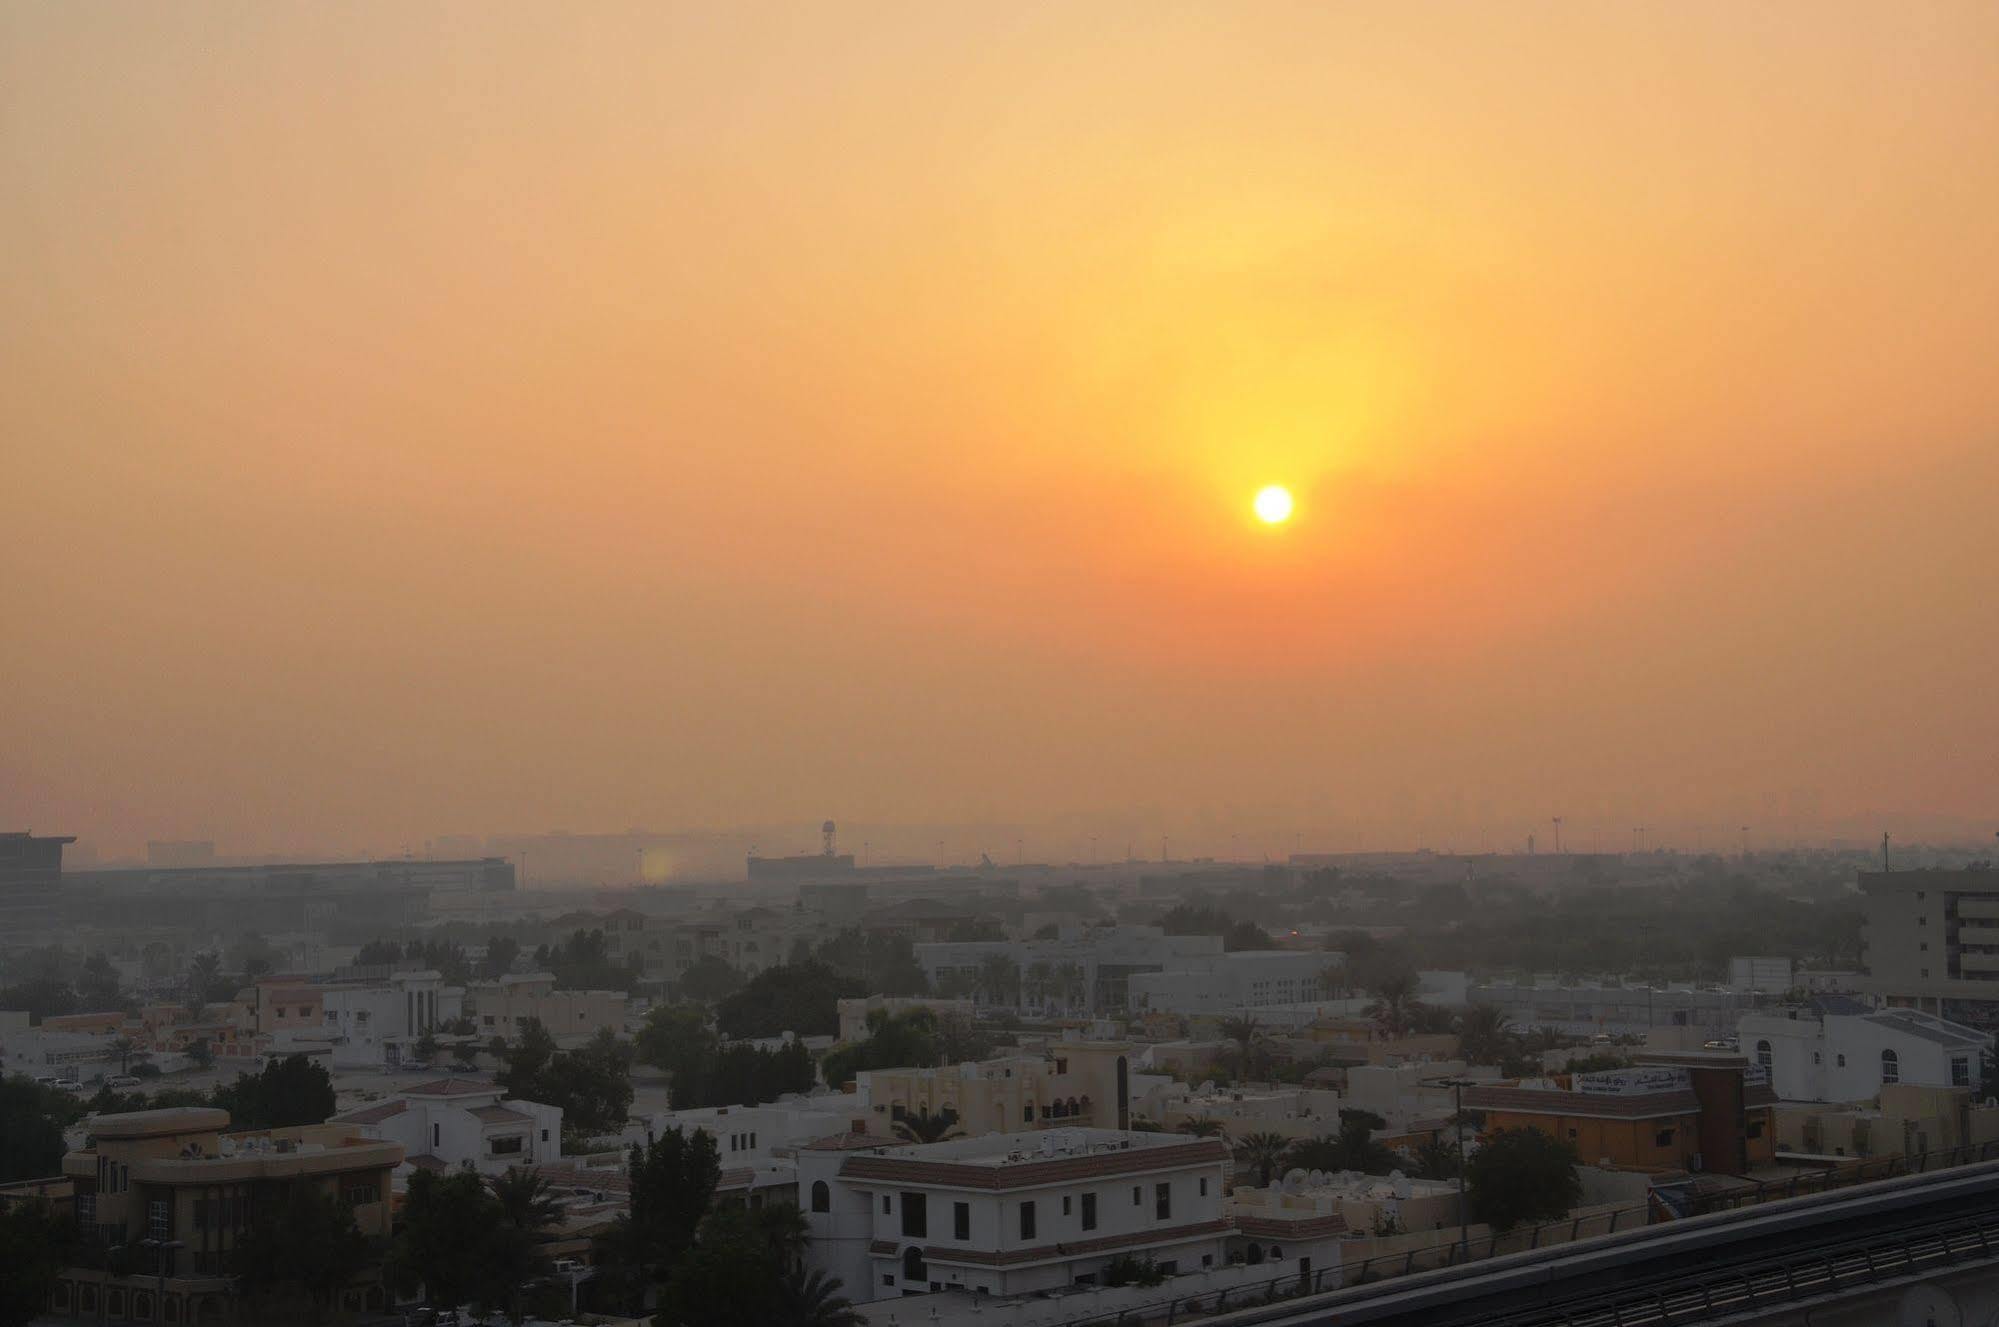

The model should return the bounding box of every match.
[727,1131,759,1152]
[839,1179,1210,1241]
[1754,1041,1914,1084]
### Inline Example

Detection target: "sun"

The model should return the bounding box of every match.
[1253,485,1294,525]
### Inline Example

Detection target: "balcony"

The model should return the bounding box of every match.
[1957,949,1999,975]
[1954,897,1999,922]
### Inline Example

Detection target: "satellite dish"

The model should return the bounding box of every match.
[1283,1168,1307,1186]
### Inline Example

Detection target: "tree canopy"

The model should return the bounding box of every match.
[1466,1127,1584,1232]
[715,961,864,1040]
[212,1054,336,1130]
[496,1021,634,1132]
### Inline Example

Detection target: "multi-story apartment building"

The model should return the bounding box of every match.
[916,927,1225,1013]
[1738,997,1990,1102]
[331,1077,562,1174]
[856,1043,1135,1136]
[797,1129,1232,1302]
[0,830,74,937]
[1858,867,1999,1028]
[54,1107,402,1322]
[463,972,626,1045]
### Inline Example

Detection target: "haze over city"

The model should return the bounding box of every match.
[6,3,1997,865]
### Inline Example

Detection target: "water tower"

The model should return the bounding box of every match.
[822,820,837,857]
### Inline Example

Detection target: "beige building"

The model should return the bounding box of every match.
[464,972,627,1044]
[1774,1083,1999,1160]
[56,1107,402,1323]
[858,1043,1136,1137]
[1859,867,1999,1027]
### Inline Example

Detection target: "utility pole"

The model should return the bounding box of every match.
[1429,1076,1477,1263]
[1552,817,1564,854]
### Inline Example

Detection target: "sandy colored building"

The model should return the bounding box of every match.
[464,972,627,1045]
[858,1043,1136,1137]
[1466,1057,1778,1175]
[55,1107,402,1323]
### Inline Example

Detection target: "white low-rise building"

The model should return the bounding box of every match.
[798,1128,1233,1303]
[637,1096,860,1168]
[1739,998,1991,1102]
[319,969,465,1069]
[329,1077,562,1177]
[1126,951,1339,1016]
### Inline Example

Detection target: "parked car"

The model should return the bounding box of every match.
[104,1075,142,1088]
[53,1078,83,1092]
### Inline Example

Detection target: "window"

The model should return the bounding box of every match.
[811,1181,830,1213]
[1155,1182,1172,1220]
[1813,1052,1822,1065]
[901,1248,926,1282]
[1838,1053,1847,1067]
[1882,1049,1900,1085]
[750,1132,757,1148]
[901,1192,927,1239]
[1920,942,1930,952]
[1201,1253,1214,1268]
[882,1274,895,1288]
[882,1195,892,1215]
[541,1129,549,1143]
[1023,1104,1034,1123]
[1953,1057,1972,1087]
[149,1199,169,1240]
[1199,1177,1209,1197]
[434,1124,441,1148]
[1020,1201,1036,1240]
[1132,1186,1141,1206]
[76,1193,95,1226]
[954,1202,970,1240]
[1654,1129,1675,1148]
[1056,1058,1069,1074]
[1747,1120,1765,1138]
[1755,1040,1772,1070]
[491,1135,523,1155]
[344,1183,379,1205]
[1081,1192,1097,1231]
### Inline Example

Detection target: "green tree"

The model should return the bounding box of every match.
[715,962,864,1040]
[975,953,1020,1005]
[233,1182,371,1322]
[1235,1130,1292,1187]
[0,1076,81,1182]
[1458,1003,1514,1065]
[212,1054,335,1130]
[0,1199,79,1327]
[1367,971,1423,1036]
[629,1127,721,1269]
[1413,1137,1462,1180]
[775,1266,865,1327]
[1219,1013,1263,1079]
[491,1166,561,1234]
[946,916,1006,943]
[679,955,746,1004]
[496,1020,634,1132]
[186,1037,214,1070]
[479,935,522,980]
[1176,1117,1227,1138]
[1465,1127,1584,1232]
[388,1169,499,1310]
[77,953,123,1010]
[0,976,76,1023]
[892,1105,963,1144]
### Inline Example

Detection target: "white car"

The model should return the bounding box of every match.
[53,1078,83,1092]
[105,1075,142,1088]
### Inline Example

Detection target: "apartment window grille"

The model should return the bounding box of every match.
[954,1202,970,1240]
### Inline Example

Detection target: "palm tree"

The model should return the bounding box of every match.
[776,1266,864,1327]
[1024,960,1053,1011]
[490,1166,560,1233]
[186,951,222,1005]
[1236,1130,1292,1188]
[1055,961,1087,1013]
[1368,972,1422,1036]
[1219,1013,1263,1080]
[1130,1115,1164,1132]
[1176,1118,1227,1138]
[893,1105,963,1145]
[976,954,1020,1008]
[1458,1003,1514,1065]
[755,1201,812,1270]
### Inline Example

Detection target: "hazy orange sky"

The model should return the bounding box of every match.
[5,3,1997,862]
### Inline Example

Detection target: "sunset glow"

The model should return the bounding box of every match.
[4,3,1996,855]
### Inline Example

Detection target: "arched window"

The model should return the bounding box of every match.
[1882,1048,1899,1084]
[810,1181,829,1212]
[903,1246,927,1282]
[1755,1040,1772,1070]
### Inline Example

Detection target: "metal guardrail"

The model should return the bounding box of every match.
[1053,1141,1999,1327]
